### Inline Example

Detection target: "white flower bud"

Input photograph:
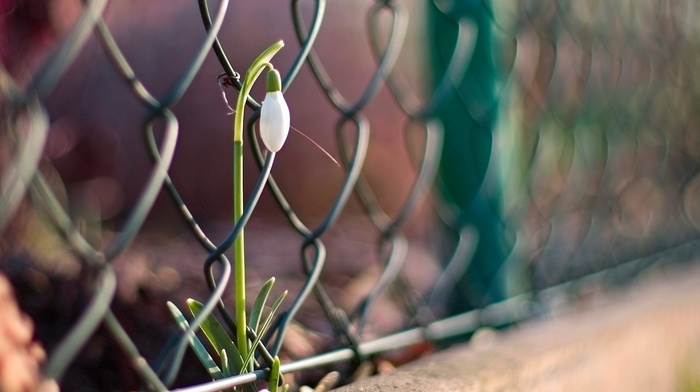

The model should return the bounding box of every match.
[260,69,290,152]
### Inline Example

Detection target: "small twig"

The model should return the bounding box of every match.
[217,73,239,115]
[313,371,340,392]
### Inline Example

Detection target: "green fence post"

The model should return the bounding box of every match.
[429,0,511,312]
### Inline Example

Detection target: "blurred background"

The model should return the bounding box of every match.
[2,0,700,391]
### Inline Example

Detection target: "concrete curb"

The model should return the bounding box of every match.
[335,267,700,391]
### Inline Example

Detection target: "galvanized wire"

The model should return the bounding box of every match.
[1,0,700,391]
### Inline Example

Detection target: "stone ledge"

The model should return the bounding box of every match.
[335,266,700,392]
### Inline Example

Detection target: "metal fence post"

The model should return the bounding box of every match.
[429,0,511,312]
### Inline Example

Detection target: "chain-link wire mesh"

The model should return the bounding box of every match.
[1,0,700,391]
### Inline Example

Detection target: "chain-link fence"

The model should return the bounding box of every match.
[2,0,700,391]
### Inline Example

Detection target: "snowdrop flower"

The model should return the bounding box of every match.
[260,68,290,152]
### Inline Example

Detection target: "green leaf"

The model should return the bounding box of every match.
[249,277,275,333]
[260,291,288,338]
[166,302,225,380]
[269,356,281,392]
[220,349,230,378]
[220,349,237,392]
[241,291,287,371]
[186,299,245,372]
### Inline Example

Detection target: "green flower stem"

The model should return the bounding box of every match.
[232,139,247,368]
[233,40,285,143]
[232,40,284,371]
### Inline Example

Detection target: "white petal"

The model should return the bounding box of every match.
[260,91,290,152]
